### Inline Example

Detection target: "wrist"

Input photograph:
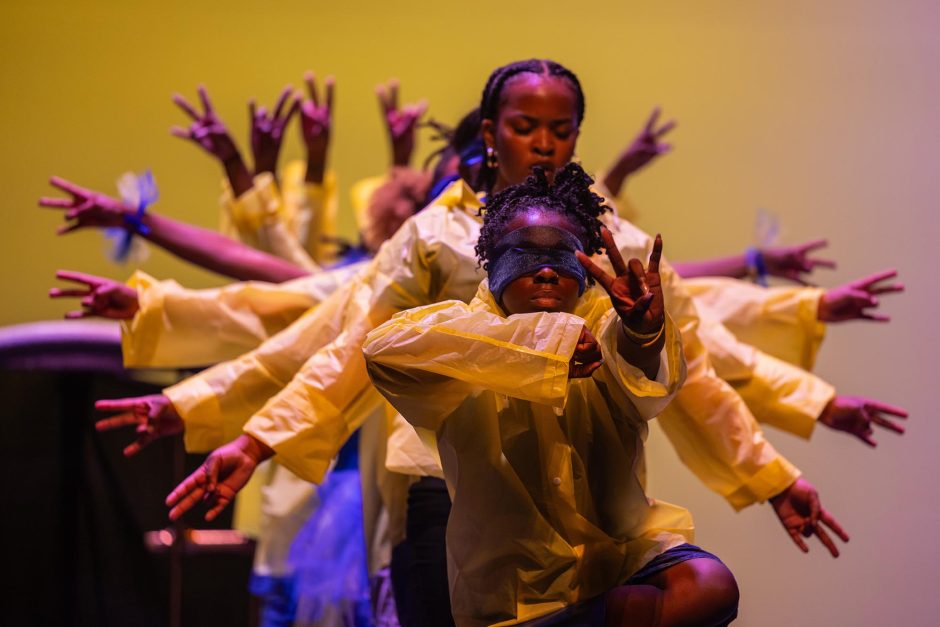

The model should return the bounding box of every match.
[392,147,411,167]
[305,156,326,184]
[768,477,800,505]
[620,319,665,348]
[236,433,274,463]
[817,398,836,426]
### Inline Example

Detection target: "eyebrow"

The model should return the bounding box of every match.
[507,113,574,127]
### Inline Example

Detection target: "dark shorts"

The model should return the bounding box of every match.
[518,544,727,627]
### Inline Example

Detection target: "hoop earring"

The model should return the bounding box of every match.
[486,146,498,169]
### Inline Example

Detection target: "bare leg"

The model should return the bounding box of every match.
[606,558,739,627]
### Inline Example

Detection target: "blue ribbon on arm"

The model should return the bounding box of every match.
[107,170,158,262]
[745,246,768,287]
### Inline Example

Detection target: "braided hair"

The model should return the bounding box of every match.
[478,59,586,192]
[476,162,610,272]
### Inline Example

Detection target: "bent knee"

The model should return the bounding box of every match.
[663,558,739,627]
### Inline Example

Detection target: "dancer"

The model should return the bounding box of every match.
[364,163,738,626]
[155,59,850,558]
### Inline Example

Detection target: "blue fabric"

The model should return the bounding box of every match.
[288,432,373,627]
[249,574,298,627]
[487,225,587,302]
[745,246,769,287]
[627,543,723,583]
[107,169,157,262]
[426,173,461,205]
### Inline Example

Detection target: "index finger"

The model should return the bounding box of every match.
[601,228,629,277]
[172,93,201,120]
[807,258,837,270]
[814,525,840,558]
[644,106,661,134]
[48,176,88,197]
[865,400,908,418]
[95,398,139,412]
[647,234,663,276]
[797,238,829,253]
[167,477,207,520]
[820,508,850,543]
[272,85,292,120]
[197,84,214,114]
[576,250,615,292]
[387,78,400,112]
[324,75,335,112]
[858,269,898,287]
[55,269,104,287]
[304,71,319,105]
[654,119,677,138]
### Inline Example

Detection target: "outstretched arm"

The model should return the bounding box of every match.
[166,433,273,521]
[818,269,904,322]
[40,176,307,282]
[673,239,837,284]
[49,270,138,319]
[770,477,850,558]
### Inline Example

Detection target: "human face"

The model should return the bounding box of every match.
[497,208,584,315]
[482,74,580,193]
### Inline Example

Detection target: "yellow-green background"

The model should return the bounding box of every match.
[2,1,937,624]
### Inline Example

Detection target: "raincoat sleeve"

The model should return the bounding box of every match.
[163,202,466,461]
[237,202,489,483]
[218,163,337,271]
[281,160,338,265]
[684,276,826,370]
[599,215,802,509]
[121,265,362,369]
[654,259,803,510]
[363,300,585,430]
[692,311,835,440]
[593,308,686,421]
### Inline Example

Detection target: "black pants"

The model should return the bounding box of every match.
[390,477,455,627]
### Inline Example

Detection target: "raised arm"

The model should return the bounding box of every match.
[249,85,299,180]
[299,72,334,185]
[376,78,428,168]
[40,176,307,282]
[171,85,253,196]
[601,107,675,199]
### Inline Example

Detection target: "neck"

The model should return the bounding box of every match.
[491,172,511,195]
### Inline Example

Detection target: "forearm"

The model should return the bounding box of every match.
[139,211,308,282]
[600,161,633,200]
[672,254,749,280]
[305,150,326,184]
[122,271,325,368]
[223,157,253,197]
[685,277,826,370]
[616,323,663,380]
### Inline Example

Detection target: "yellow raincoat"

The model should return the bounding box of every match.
[364,281,691,626]
[121,262,364,369]
[218,161,338,269]
[163,179,804,511]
